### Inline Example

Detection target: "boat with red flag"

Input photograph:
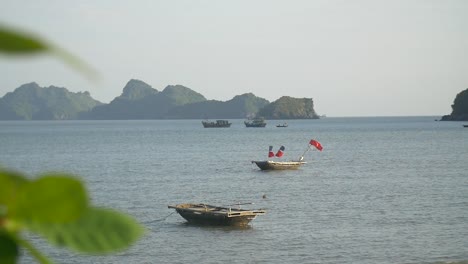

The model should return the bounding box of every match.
[252,139,323,170]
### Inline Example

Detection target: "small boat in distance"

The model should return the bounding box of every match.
[202,120,231,128]
[276,123,288,128]
[244,117,267,127]
[252,160,305,170]
[168,203,266,226]
[463,125,468,128]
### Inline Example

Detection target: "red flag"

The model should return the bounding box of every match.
[310,139,323,151]
[268,146,274,157]
[275,146,285,157]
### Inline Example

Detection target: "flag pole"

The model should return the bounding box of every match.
[298,144,312,161]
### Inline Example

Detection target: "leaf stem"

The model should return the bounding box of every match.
[11,233,53,264]
[50,45,99,82]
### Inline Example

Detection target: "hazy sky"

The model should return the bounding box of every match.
[1,0,467,117]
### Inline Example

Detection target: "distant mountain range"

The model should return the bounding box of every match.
[0,82,102,120]
[0,80,320,120]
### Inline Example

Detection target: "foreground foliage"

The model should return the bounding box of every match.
[1,25,144,263]
[0,169,145,264]
[0,24,97,81]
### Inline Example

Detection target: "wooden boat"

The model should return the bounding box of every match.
[252,160,305,170]
[202,120,231,128]
[276,123,288,127]
[244,117,267,127]
[252,139,323,171]
[168,203,266,226]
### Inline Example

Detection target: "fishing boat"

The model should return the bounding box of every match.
[202,120,231,128]
[251,160,305,170]
[276,123,288,128]
[252,139,323,171]
[244,117,267,127]
[168,203,266,226]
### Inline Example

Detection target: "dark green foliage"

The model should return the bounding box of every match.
[0,169,145,263]
[441,88,468,121]
[31,207,144,254]
[0,26,48,55]
[14,175,88,224]
[0,83,101,120]
[0,232,18,264]
[257,96,319,119]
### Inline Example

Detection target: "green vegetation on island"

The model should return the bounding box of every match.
[1,80,320,120]
[80,79,206,119]
[441,88,468,121]
[0,82,102,120]
[257,96,319,119]
[166,93,269,119]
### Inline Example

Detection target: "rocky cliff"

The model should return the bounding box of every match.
[441,88,468,121]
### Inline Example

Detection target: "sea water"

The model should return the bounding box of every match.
[0,117,467,264]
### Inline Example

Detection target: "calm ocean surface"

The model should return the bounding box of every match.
[1,117,467,264]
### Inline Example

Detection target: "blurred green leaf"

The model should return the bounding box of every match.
[31,207,145,254]
[0,232,18,264]
[0,26,48,54]
[0,25,98,81]
[0,170,29,217]
[12,232,52,264]
[14,175,89,224]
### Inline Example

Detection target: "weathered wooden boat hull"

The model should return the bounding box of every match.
[252,160,306,170]
[168,203,265,226]
[174,209,257,226]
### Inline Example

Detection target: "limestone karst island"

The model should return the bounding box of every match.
[0,80,320,120]
[440,88,468,121]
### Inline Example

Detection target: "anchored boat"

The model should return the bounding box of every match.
[168,203,266,226]
[252,139,323,171]
[244,117,267,127]
[202,120,231,128]
[276,122,288,127]
[251,160,305,170]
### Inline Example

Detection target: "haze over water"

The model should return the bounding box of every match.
[1,117,467,263]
